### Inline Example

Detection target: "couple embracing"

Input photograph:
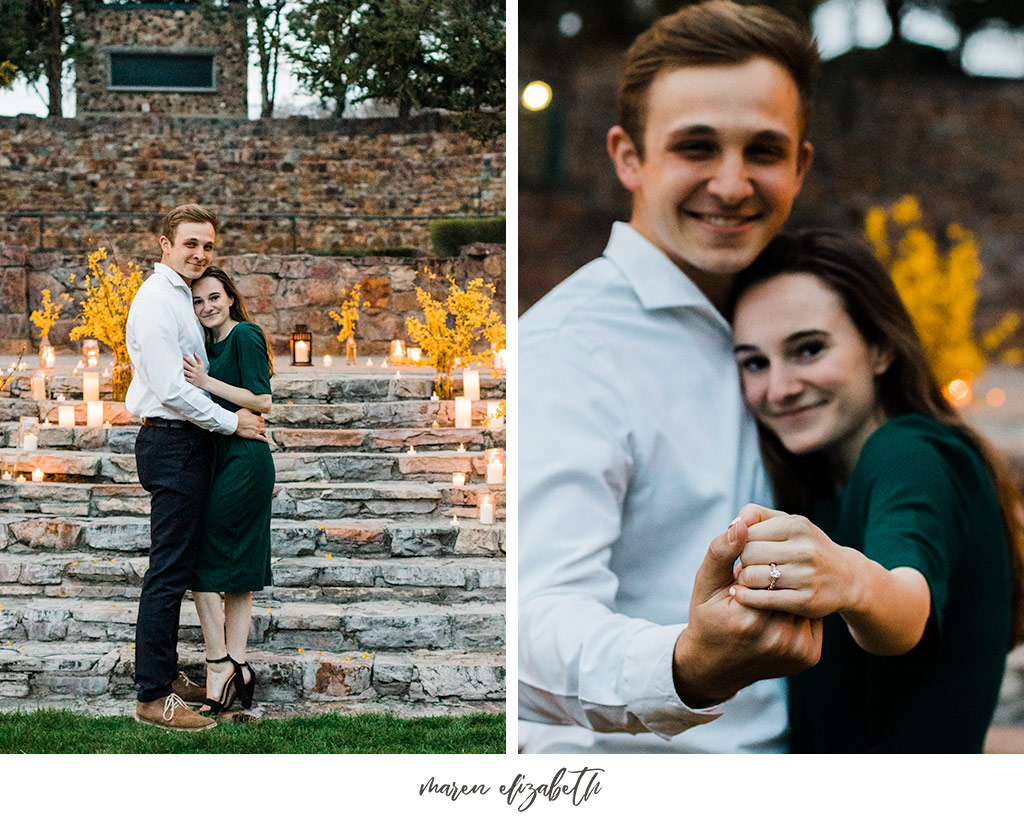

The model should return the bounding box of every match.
[128,204,276,731]
[520,1,1023,753]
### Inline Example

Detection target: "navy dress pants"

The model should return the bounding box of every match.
[134,424,212,702]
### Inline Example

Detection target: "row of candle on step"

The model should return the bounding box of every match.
[30,371,103,402]
[450,492,497,525]
[1,467,44,482]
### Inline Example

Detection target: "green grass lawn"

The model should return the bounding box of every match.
[0,709,505,754]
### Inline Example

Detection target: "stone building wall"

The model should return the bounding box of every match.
[0,242,506,357]
[0,114,506,258]
[75,3,248,117]
[519,50,1024,332]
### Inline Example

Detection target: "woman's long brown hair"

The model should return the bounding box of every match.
[731,229,1024,648]
[193,266,275,377]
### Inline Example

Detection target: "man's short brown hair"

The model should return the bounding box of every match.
[160,204,219,244]
[618,0,819,158]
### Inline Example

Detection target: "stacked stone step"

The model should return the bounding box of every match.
[0,366,506,715]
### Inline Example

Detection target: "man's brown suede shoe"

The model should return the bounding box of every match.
[171,671,206,705]
[135,694,216,731]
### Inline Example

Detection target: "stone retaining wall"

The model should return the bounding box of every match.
[0,114,505,257]
[0,242,506,356]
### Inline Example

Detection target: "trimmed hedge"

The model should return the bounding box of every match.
[428,217,506,257]
[308,245,418,258]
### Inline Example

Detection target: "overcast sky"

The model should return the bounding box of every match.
[1,0,1022,117]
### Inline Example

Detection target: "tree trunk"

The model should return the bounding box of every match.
[885,0,904,45]
[44,0,62,117]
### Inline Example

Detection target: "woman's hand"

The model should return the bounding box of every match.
[183,353,209,390]
[732,511,863,620]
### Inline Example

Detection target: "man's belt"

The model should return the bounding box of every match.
[141,417,195,429]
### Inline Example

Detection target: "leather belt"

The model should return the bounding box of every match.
[141,417,194,429]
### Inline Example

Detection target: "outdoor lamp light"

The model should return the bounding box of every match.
[290,325,312,366]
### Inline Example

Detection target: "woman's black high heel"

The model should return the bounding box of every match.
[199,655,238,716]
[230,657,256,709]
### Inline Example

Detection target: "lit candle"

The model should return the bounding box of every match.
[463,370,480,401]
[409,348,421,363]
[494,349,506,369]
[479,493,494,525]
[457,443,466,452]
[390,339,406,361]
[57,394,65,402]
[87,353,99,368]
[408,445,416,454]
[82,339,99,364]
[430,393,438,401]
[452,472,466,487]
[72,368,78,376]
[486,400,501,430]
[22,432,38,451]
[31,467,43,483]
[455,397,472,428]
[382,358,389,367]
[103,421,111,428]
[83,372,100,402]
[87,400,103,428]
[367,358,374,366]
[451,514,458,525]
[322,354,333,367]
[16,475,24,483]
[58,405,75,427]
[41,346,56,369]
[31,372,45,401]
[431,419,439,429]
[1,471,9,480]
[294,340,309,363]
[486,457,503,485]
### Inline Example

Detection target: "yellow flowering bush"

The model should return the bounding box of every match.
[69,248,144,400]
[405,267,502,397]
[29,289,72,339]
[329,284,364,341]
[864,196,1011,395]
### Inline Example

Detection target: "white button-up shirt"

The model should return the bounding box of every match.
[125,262,237,434]
[519,222,786,753]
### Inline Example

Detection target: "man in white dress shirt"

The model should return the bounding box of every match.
[519,1,823,752]
[127,204,266,730]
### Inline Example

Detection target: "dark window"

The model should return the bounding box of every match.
[109,52,214,90]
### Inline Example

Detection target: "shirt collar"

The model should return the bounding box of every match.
[603,222,724,317]
[153,262,193,294]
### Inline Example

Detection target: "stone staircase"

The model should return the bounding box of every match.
[0,365,506,717]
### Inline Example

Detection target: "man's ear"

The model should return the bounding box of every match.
[608,125,643,193]
[158,235,171,256]
[795,139,814,187]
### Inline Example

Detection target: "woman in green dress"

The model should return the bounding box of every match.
[183,266,275,715]
[726,229,1024,752]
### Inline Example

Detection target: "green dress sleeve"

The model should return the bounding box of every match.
[232,322,272,397]
[851,418,987,627]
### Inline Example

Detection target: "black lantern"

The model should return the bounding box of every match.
[290,324,312,366]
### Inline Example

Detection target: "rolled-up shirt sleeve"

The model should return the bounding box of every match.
[130,299,238,435]
[518,327,723,739]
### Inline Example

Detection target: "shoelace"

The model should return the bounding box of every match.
[162,692,190,721]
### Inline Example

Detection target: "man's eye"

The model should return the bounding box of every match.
[675,142,715,157]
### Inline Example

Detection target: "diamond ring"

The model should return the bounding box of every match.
[768,562,781,590]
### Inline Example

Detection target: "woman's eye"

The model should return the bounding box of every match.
[795,340,825,359]
[737,356,768,373]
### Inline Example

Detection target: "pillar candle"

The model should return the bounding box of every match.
[409,348,421,363]
[32,467,43,483]
[390,339,406,361]
[455,396,472,428]
[486,400,501,430]
[87,400,103,428]
[22,432,38,451]
[486,457,504,485]
[294,340,309,363]
[58,405,75,427]
[322,354,332,367]
[463,370,480,401]
[31,372,45,401]
[452,472,466,487]
[83,372,100,402]
[479,493,494,525]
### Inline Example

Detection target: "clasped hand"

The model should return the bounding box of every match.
[730,503,859,620]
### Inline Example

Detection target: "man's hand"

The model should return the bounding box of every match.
[234,408,267,442]
[672,510,822,708]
